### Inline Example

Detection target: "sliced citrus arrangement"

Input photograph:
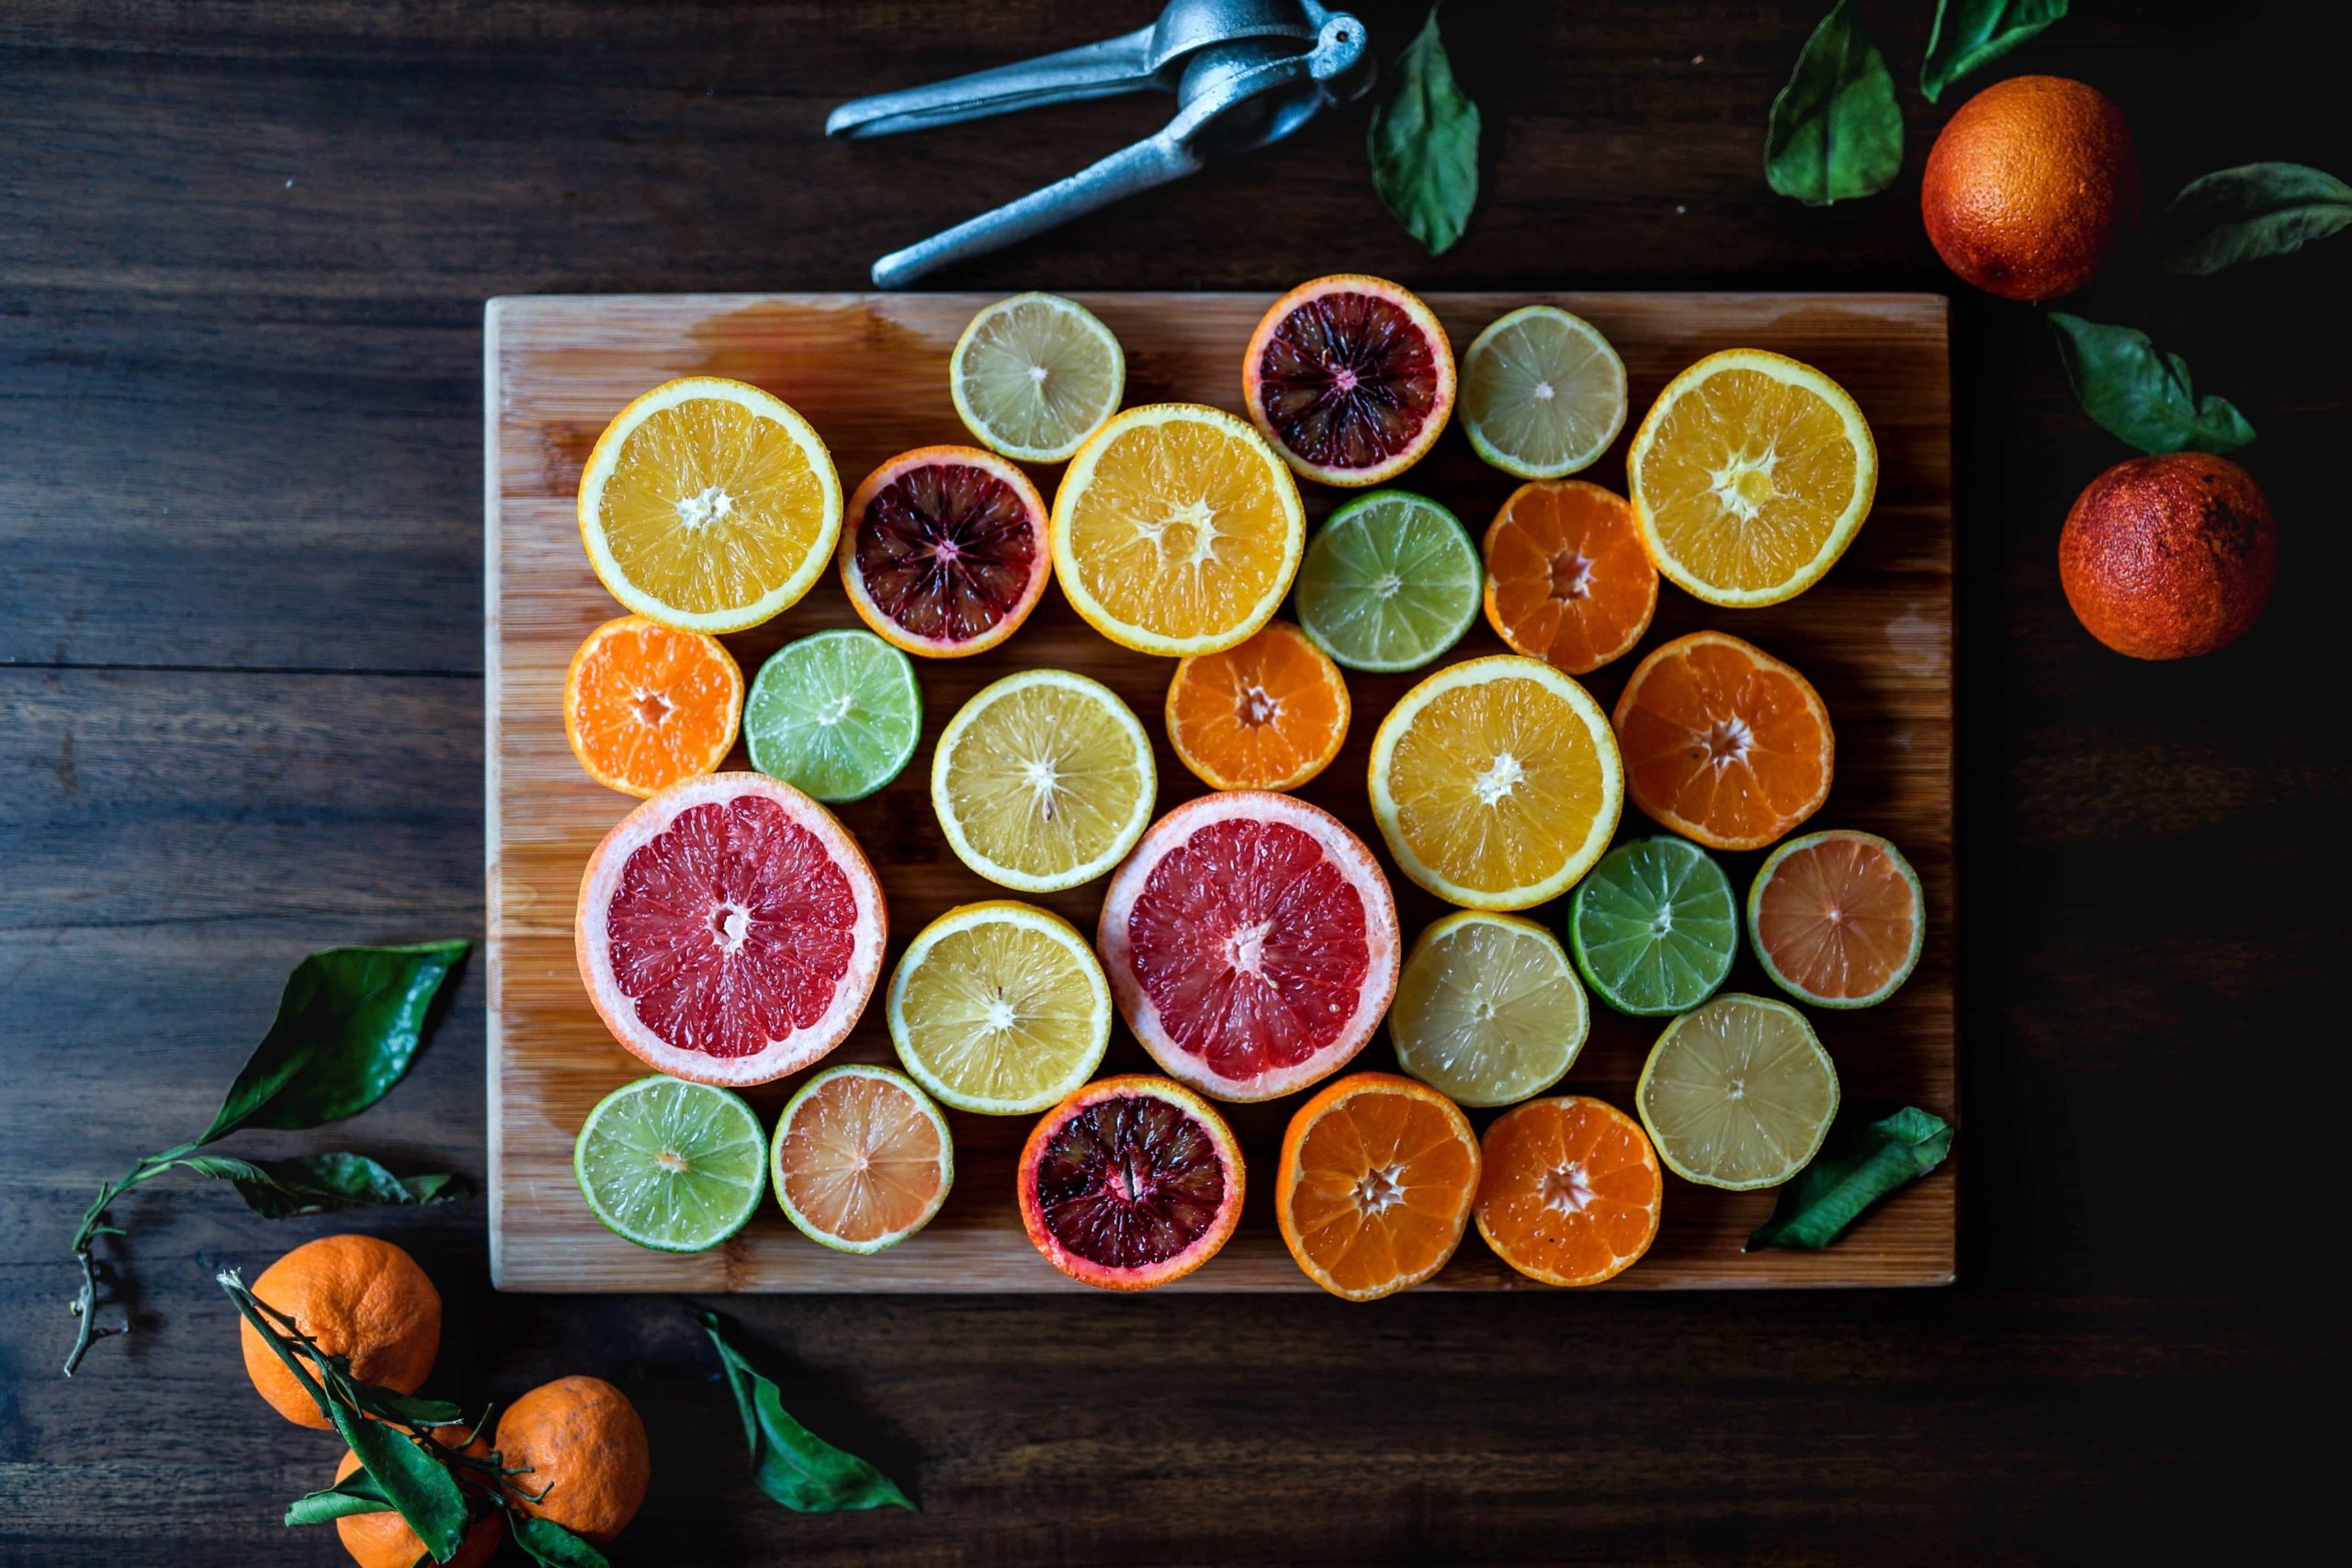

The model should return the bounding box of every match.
[743,628,922,803]
[1098,792,1400,1103]
[1612,629,1834,852]
[1636,993,1839,1190]
[572,1074,767,1253]
[1626,349,1877,607]
[563,613,744,798]
[887,900,1111,1115]
[1368,655,1623,910]
[950,291,1125,463]
[1748,829,1925,1009]
[578,376,842,633]
[1475,1096,1663,1287]
[839,446,1050,658]
[1460,305,1628,479]
[1051,402,1305,656]
[1164,620,1351,792]
[1275,1072,1481,1301]
[771,1064,953,1253]
[1482,479,1657,676]
[1242,275,1455,487]
[1295,489,1482,672]
[931,668,1155,892]
[575,773,886,1086]
[1389,911,1589,1108]
[1566,835,1738,1017]
[1018,1075,1244,1291]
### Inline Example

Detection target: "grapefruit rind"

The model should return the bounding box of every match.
[1097,792,1402,1104]
[1747,829,1926,1010]
[1275,1071,1481,1302]
[1017,1075,1245,1291]
[770,1064,955,1255]
[574,773,887,1088]
[886,900,1112,1116]
[837,445,1051,659]
[1241,275,1457,489]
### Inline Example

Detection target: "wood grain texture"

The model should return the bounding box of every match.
[488,290,1953,1292]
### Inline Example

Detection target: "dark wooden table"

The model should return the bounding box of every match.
[5,4,2346,1562]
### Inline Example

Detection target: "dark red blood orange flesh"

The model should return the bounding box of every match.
[855,461,1037,643]
[1244,276,1455,485]
[1018,1076,1244,1289]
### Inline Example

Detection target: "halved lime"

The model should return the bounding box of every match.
[1460,306,1628,479]
[1566,835,1738,1016]
[744,627,922,802]
[1390,911,1589,1107]
[574,1074,767,1252]
[950,292,1125,464]
[1293,490,1480,673]
[1636,994,1839,1190]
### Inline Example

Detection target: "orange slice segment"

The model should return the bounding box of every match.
[1475,1095,1662,1287]
[562,614,743,797]
[1164,621,1351,792]
[1612,630,1834,852]
[1276,1072,1481,1301]
[1482,479,1658,676]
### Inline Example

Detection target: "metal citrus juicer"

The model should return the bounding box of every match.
[827,0,1373,288]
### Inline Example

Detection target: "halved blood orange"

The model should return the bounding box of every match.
[1475,1095,1663,1287]
[574,773,886,1086]
[1276,1072,1481,1302]
[1018,1075,1244,1290]
[1481,480,1658,676]
[1242,275,1455,488]
[1163,620,1351,793]
[839,446,1049,658]
[1098,793,1401,1103]
[1611,630,1835,852]
[1747,829,1926,1008]
[563,614,744,798]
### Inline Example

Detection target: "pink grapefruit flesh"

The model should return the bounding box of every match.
[1243,275,1455,487]
[1098,792,1400,1102]
[1017,1075,1243,1290]
[840,446,1049,657]
[575,773,886,1086]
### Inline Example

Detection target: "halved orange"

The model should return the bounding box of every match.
[1164,621,1351,792]
[562,614,743,797]
[1611,630,1834,852]
[1481,479,1658,676]
[1474,1095,1662,1287]
[1276,1072,1481,1301]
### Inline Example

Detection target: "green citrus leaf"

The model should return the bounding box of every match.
[1367,6,1480,254]
[1765,0,1904,205]
[199,941,469,1143]
[511,1515,613,1568]
[2154,162,2352,274]
[1746,1106,1953,1250]
[696,1311,915,1513]
[2049,313,2256,456]
[1921,0,2068,102]
[285,1472,398,1526]
[183,1150,469,1221]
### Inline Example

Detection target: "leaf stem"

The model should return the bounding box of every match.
[62,1149,191,1376]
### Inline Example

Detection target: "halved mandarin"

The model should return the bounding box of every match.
[1475,1095,1663,1287]
[1276,1072,1481,1301]
[1164,621,1351,792]
[1482,480,1657,676]
[563,614,743,798]
[1612,630,1834,852]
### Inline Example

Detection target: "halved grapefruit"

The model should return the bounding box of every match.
[1017,1075,1244,1290]
[1242,275,1455,488]
[575,773,886,1087]
[839,446,1050,659]
[1096,792,1400,1103]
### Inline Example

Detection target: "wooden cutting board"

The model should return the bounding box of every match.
[486,291,1954,1292]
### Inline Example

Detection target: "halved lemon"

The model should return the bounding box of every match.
[1390,911,1589,1107]
[931,669,1156,892]
[1368,655,1623,910]
[1626,349,1876,607]
[1635,993,1838,1190]
[1460,306,1628,479]
[950,292,1125,464]
[1050,403,1306,657]
[888,900,1112,1115]
[578,377,842,633]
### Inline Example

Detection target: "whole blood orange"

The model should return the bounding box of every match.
[240,1234,439,1430]
[332,1436,502,1568]
[1481,479,1657,675]
[839,446,1050,658]
[1612,631,1834,852]
[1018,1075,1244,1290]
[1098,792,1401,1103]
[2058,452,2278,660]
[1475,1096,1663,1287]
[575,773,886,1087]
[1276,1072,1481,1301]
[1243,275,1455,487]
[495,1375,651,1545]
[1920,75,2140,301]
[1163,620,1351,792]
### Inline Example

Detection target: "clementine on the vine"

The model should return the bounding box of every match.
[240,1235,440,1430]
[495,1376,651,1545]
[331,1435,503,1568]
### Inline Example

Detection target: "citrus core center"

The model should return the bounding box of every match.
[1702,717,1753,766]
[676,484,737,531]
[1549,549,1594,602]
[1352,1163,1406,1214]
[1542,1162,1596,1213]
[1475,751,1527,807]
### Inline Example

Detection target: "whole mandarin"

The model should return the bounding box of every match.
[239,1234,441,1429]
[1921,75,2140,301]
[332,1436,503,1568]
[2058,452,2278,659]
[494,1375,650,1544]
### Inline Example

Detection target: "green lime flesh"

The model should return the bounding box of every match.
[1565,835,1738,1016]
[1294,490,1481,673]
[574,1075,767,1253]
[745,628,922,802]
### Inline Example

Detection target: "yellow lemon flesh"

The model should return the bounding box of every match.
[888,901,1111,1116]
[931,670,1156,893]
